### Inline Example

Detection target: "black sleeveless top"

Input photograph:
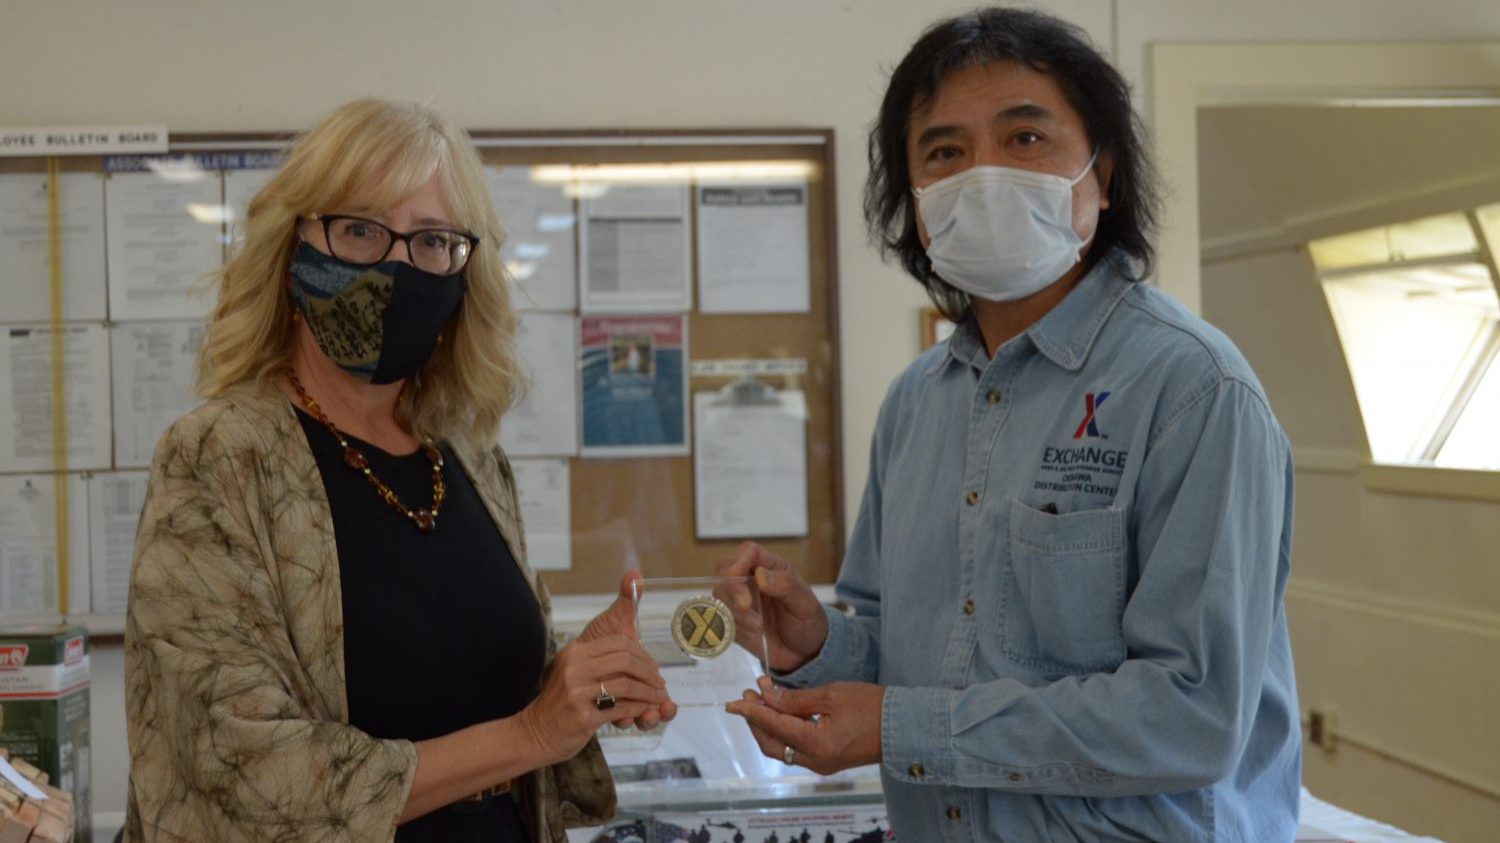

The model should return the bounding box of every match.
[297,409,546,842]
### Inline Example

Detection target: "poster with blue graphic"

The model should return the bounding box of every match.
[579,314,689,457]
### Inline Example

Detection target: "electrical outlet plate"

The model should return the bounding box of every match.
[1308,708,1339,752]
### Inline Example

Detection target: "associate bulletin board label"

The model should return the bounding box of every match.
[0,126,168,157]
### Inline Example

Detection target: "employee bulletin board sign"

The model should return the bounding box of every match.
[0,127,845,629]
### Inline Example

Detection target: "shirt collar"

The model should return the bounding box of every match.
[934,313,989,375]
[1025,252,1135,372]
[930,251,1135,376]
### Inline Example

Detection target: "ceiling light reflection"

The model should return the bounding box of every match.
[530,160,816,188]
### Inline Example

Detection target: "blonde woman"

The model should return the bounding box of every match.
[124,99,673,843]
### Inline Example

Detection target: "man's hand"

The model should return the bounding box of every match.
[715,542,829,673]
[724,677,884,776]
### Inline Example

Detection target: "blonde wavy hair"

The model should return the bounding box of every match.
[197,98,520,448]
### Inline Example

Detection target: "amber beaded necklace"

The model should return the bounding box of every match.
[288,369,446,533]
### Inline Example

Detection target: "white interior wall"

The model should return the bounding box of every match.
[5,1,1500,837]
[1113,0,1500,100]
[1196,105,1500,261]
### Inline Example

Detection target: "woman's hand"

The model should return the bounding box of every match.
[578,570,642,645]
[578,571,679,730]
[715,542,829,674]
[513,634,668,767]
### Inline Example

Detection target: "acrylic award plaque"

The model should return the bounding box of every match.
[632,575,769,708]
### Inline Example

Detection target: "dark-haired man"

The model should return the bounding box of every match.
[725,7,1300,841]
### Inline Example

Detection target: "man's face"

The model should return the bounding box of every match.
[905,60,1112,250]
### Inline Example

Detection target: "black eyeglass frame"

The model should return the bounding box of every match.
[305,213,481,274]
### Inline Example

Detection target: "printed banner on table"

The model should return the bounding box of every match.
[655,805,893,843]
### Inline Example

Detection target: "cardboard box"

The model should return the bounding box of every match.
[0,625,90,842]
[0,800,39,843]
[30,808,72,843]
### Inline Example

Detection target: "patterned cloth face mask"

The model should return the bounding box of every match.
[288,241,465,384]
[914,149,1100,302]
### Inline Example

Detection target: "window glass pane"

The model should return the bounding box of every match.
[1435,346,1500,470]
[1309,211,1478,271]
[1322,266,1496,462]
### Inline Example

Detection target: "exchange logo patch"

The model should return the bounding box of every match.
[1072,391,1111,439]
[1035,391,1128,501]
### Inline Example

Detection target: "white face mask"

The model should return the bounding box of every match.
[914,149,1100,302]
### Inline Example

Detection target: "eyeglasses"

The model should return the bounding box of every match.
[307,213,479,276]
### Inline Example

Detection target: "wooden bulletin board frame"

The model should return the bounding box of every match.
[0,128,844,623]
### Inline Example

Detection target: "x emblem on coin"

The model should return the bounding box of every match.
[685,605,723,647]
[672,596,734,658]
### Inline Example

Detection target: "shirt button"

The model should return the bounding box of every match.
[965,490,979,506]
[909,762,925,778]
[987,389,1001,405]
[1008,772,1023,782]
[963,599,975,616]
[947,805,962,820]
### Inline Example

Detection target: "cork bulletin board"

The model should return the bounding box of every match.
[0,128,844,631]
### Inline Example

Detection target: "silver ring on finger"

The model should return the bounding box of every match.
[595,680,616,711]
[782,745,795,765]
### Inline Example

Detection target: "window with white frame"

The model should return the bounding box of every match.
[1312,206,1500,470]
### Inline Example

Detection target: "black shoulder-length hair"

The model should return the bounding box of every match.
[865,7,1160,320]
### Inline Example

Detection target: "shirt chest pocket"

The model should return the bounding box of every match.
[1000,497,1127,676]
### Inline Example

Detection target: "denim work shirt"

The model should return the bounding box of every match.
[785,254,1301,842]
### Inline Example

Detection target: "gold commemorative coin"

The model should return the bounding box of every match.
[671,595,734,659]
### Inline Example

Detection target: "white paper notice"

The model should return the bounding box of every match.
[693,388,808,539]
[0,172,108,323]
[488,166,577,311]
[67,474,91,614]
[87,471,149,615]
[696,181,810,314]
[501,312,578,457]
[511,458,571,571]
[105,170,223,320]
[0,324,112,472]
[0,473,89,616]
[223,168,277,254]
[580,183,691,312]
[110,321,204,468]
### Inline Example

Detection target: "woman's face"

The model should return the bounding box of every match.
[287,173,469,387]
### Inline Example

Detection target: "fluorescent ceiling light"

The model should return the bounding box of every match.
[186,203,232,224]
[513,242,550,260]
[505,259,538,281]
[536,213,575,233]
[145,157,208,183]
[529,160,816,186]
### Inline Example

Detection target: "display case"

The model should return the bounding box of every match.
[560,590,888,843]
[576,705,887,843]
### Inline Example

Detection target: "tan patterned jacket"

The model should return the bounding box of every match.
[123,383,614,842]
